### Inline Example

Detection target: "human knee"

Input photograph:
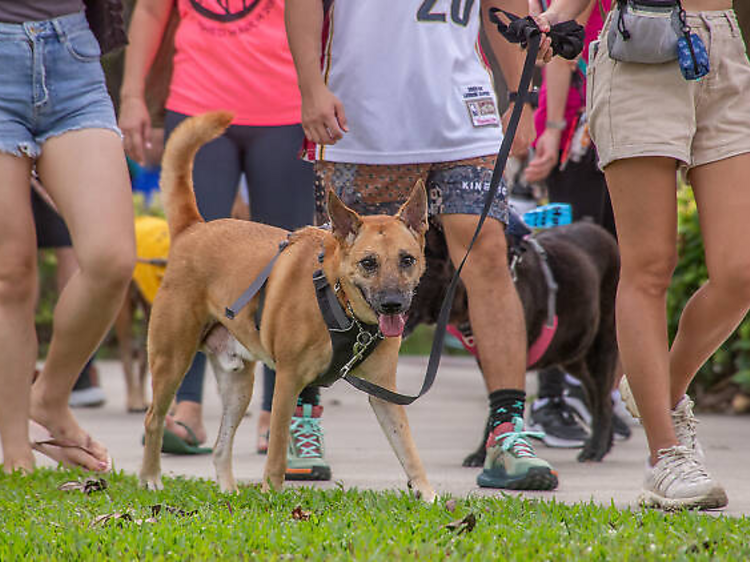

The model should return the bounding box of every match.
[711,260,750,304]
[78,239,135,293]
[622,252,677,296]
[0,253,36,304]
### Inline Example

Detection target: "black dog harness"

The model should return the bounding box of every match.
[224,237,385,390]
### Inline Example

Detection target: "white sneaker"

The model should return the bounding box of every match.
[619,379,704,458]
[618,376,641,419]
[639,445,727,511]
[69,386,106,408]
[671,395,705,461]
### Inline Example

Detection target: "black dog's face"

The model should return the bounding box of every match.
[328,181,429,337]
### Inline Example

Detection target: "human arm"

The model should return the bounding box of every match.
[118,0,174,164]
[481,0,548,157]
[285,0,348,145]
[529,0,591,27]
[524,0,594,181]
[523,57,574,182]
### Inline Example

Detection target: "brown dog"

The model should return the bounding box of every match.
[140,111,435,500]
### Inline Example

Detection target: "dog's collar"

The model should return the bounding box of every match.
[312,269,384,387]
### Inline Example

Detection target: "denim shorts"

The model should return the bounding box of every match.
[0,11,120,159]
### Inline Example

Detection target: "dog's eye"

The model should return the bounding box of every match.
[359,257,378,273]
[400,254,416,269]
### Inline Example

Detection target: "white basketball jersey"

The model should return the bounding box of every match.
[317,0,504,164]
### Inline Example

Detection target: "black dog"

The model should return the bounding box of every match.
[406,219,620,463]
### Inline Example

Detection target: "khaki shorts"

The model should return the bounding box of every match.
[587,10,750,170]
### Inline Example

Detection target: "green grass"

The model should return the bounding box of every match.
[2,469,749,561]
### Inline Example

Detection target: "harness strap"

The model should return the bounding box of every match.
[225,238,289,320]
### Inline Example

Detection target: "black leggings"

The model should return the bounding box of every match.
[164,111,316,410]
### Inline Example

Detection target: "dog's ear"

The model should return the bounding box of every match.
[396,180,429,237]
[328,188,362,244]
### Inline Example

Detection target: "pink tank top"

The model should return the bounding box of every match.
[166,0,301,126]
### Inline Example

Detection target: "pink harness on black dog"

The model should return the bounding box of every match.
[445,235,559,369]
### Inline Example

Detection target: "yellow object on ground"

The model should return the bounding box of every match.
[132,216,170,304]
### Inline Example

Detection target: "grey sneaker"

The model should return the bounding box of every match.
[639,445,727,511]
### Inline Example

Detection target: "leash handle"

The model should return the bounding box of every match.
[343,33,542,405]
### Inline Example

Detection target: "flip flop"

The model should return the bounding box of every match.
[149,421,212,455]
[257,430,269,455]
[30,420,112,472]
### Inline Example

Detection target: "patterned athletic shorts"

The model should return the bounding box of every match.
[314,156,509,226]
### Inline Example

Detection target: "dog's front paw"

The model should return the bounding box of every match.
[462,448,486,467]
[407,479,437,503]
[140,475,164,491]
[577,443,605,463]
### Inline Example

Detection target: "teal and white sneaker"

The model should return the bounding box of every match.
[477,417,559,490]
[285,404,332,481]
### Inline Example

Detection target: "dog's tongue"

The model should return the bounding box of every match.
[378,313,407,338]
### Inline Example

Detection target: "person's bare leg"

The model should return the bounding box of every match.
[30,129,135,466]
[0,153,37,473]
[441,215,526,392]
[669,153,750,404]
[165,402,207,444]
[604,157,679,464]
[54,247,78,288]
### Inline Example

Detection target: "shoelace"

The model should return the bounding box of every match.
[495,418,544,458]
[656,445,709,486]
[672,398,699,447]
[290,415,324,459]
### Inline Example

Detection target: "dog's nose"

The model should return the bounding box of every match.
[378,299,405,314]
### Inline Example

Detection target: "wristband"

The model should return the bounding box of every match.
[545,119,568,130]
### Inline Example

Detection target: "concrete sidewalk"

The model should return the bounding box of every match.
[37,358,750,516]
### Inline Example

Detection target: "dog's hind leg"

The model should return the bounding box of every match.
[140,306,204,490]
[574,353,615,462]
[208,354,255,493]
[114,288,145,413]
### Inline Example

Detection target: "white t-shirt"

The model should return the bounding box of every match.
[317,0,504,165]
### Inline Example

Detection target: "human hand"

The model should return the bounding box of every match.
[502,103,537,158]
[524,128,562,182]
[300,84,348,145]
[119,95,152,165]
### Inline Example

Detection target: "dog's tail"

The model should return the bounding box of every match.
[159,111,234,240]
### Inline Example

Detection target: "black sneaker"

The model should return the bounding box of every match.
[528,397,590,448]
[566,380,633,441]
[611,411,632,441]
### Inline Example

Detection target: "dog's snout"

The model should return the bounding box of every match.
[375,290,411,315]
[379,300,405,314]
